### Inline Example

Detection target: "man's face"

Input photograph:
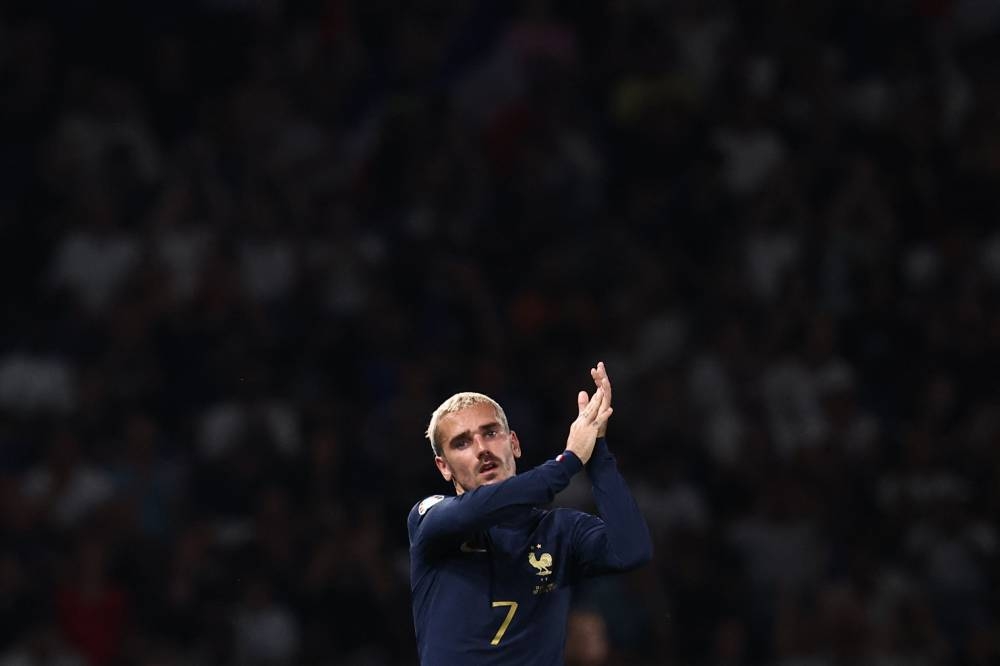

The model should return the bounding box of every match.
[434,403,521,494]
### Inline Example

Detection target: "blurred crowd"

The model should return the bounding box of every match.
[2,0,999,664]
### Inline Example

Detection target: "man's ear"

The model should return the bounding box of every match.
[510,431,522,459]
[434,455,452,482]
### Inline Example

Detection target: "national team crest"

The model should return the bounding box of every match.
[528,544,553,576]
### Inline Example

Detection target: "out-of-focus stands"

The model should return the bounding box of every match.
[1,1,999,664]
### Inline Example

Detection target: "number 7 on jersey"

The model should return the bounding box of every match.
[490,601,519,645]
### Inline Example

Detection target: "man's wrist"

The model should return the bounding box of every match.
[556,450,584,470]
[586,438,609,464]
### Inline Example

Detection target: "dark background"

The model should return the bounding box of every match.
[1,0,999,664]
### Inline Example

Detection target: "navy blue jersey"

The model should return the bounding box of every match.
[407,439,652,665]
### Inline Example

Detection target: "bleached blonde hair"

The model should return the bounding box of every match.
[425,392,509,456]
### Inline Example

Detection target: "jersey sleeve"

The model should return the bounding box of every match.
[570,438,653,578]
[408,452,583,553]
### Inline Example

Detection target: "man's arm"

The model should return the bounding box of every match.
[571,362,653,575]
[571,437,653,577]
[409,452,583,552]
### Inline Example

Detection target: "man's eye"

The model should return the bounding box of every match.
[485,430,498,438]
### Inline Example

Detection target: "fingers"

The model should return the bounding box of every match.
[589,361,613,437]
[567,384,612,463]
[576,364,614,436]
[590,361,612,408]
[591,362,611,392]
[599,380,611,412]
[578,388,603,417]
[586,388,603,414]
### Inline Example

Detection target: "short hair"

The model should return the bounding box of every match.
[425,392,510,457]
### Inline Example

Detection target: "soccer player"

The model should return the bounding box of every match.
[407,362,653,665]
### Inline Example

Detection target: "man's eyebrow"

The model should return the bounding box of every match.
[447,430,470,447]
[447,422,503,448]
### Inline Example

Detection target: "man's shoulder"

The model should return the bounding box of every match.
[408,494,448,524]
[415,494,447,515]
[407,494,452,548]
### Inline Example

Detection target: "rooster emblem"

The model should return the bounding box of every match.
[528,551,553,576]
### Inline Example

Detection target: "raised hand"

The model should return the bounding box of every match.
[565,387,613,465]
[589,361,612,438]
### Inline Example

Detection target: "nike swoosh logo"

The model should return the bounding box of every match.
[460,541,488,553]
